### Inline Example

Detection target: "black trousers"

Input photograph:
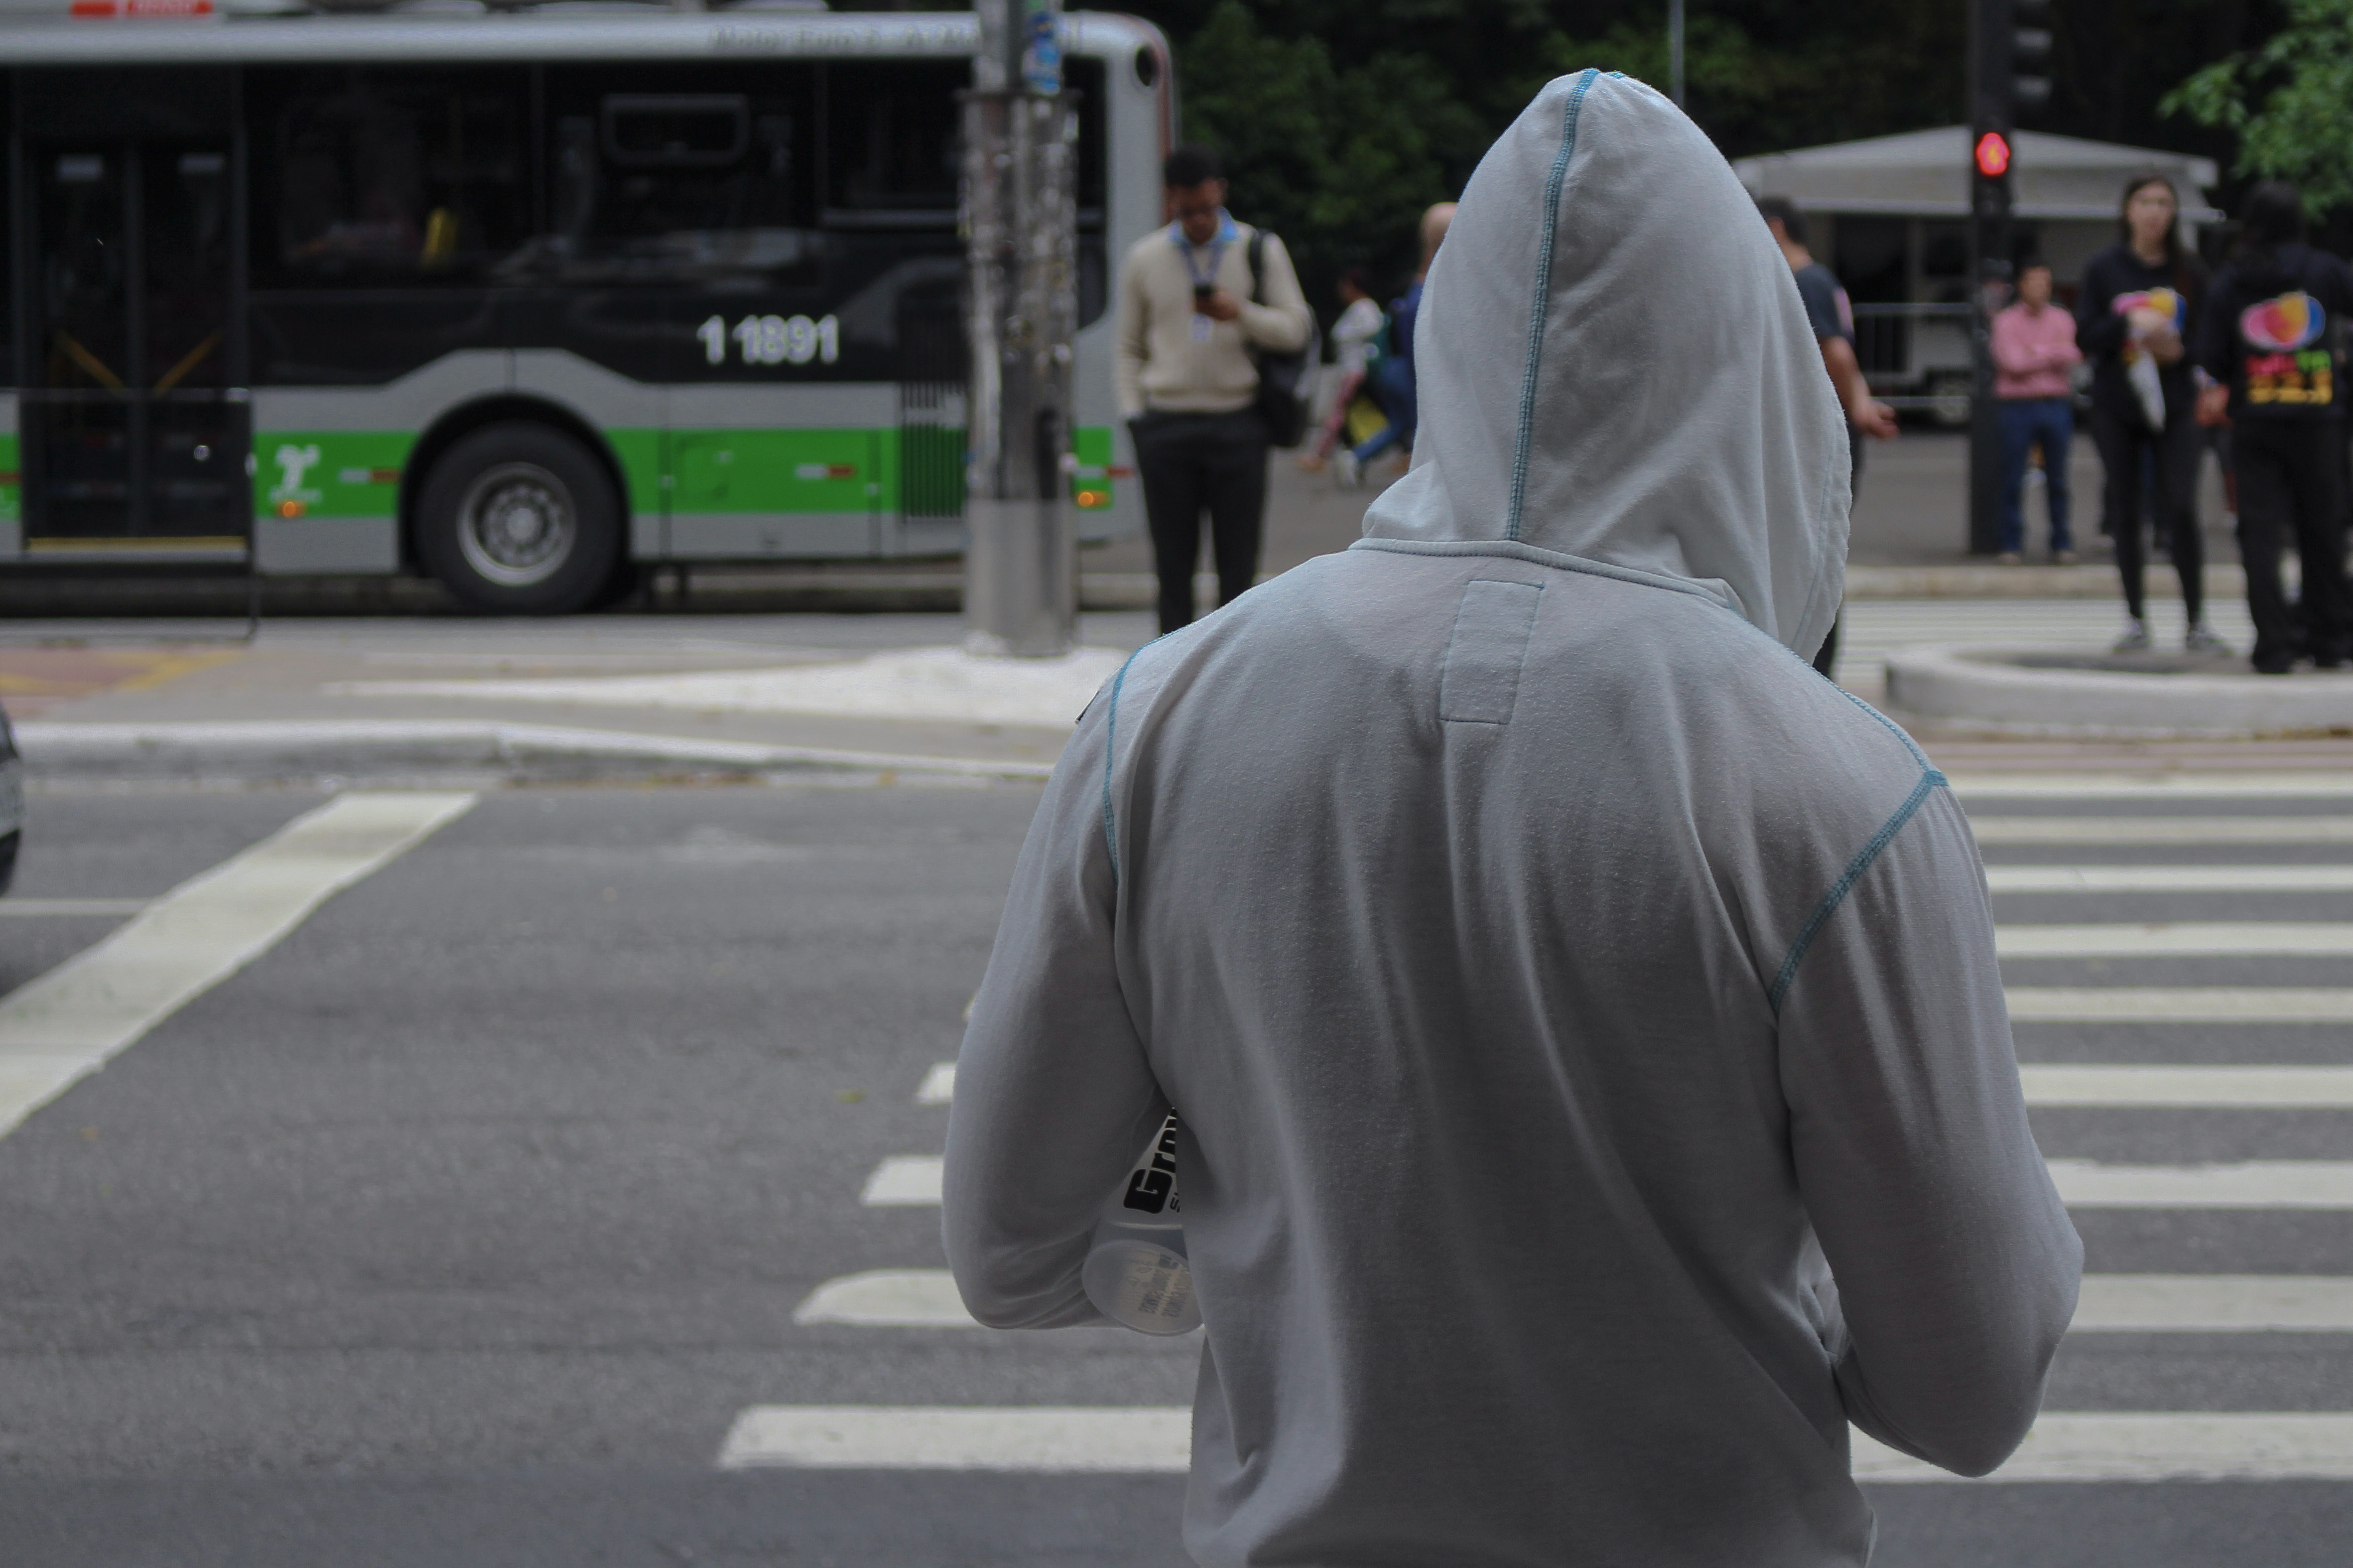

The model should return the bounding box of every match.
[2234,418,2350,668]
[1131,408,1270,635]
[2090,403,2204,624]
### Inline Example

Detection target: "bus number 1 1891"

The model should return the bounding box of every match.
[698,314,842,368]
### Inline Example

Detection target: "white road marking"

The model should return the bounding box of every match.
[0,792,477,1138]
[917,1062,956,1105]
[2073,1275,2353,1332]
[2006,987,2353,1022]
[2049,1159,2353,1208]
[2021,1064,2353,1107]
[1997,923,2353,957]
[1973,816,2353,845]
[1855,1413,2353,1482]
[854,1154,2353,1210]
[0,898,149,917]
[795,1269,976,1327]
[719,1406,1192,1471]
[717,1406,2353,1480]
[860,1155,947,1206]
[785,1266,2353,1333]
[1988,865,2353,892]
[1951,775,2353,798]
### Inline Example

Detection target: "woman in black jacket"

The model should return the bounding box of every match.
[2075,173,2228,655]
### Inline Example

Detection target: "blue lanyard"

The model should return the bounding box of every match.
[1171,214,1236,291]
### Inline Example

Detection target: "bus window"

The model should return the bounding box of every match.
[823,61,962,227]
[541,66,815,284]
[249,68,530,286]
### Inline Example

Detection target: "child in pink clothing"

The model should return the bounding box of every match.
[1991,260,2084,561]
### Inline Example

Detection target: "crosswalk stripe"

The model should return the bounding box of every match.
[916,1063,955,1105]
[788,1267,2353,1334]
[2049,1159,2353,1208]
[1972,816,2353,845]
[718,1405,1191,1471]
[1855,1413,2353,1482]
[2021,1064,2353,1107]
[861,1156,2353,1211]
[1989,865,2353,892]
[1997,923,2353,956]
[796,1269,976,1327]
[0,792,478,1141]
[1951,775,2353,799]
[2074,1274,2353,1331]
[715,1405,2353,1480]
[860,1155,948,1206]
[2006,987,2353,1022]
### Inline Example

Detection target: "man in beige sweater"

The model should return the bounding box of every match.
[1116,145,1314,633]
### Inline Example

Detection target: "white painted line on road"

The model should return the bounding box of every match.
[2006,988,2353,1022]
[1998,923,2353,957]
[917,1063,955,1105]
[1973,816,2353,845]
[2073,1275,2353,1332]
[2021,1064,2353,1107]
[1951,775,2353,799]
[1988,865,2353,893]
[786,1265,2353,1335]
[860,1155,946,1206]
[854,1153,2353,1211]
[795,1269,976,1328]
[0,898,149,917]
[718,1406,1191,1471]
[1855,1413,2353,1482]
[2049,1159,2353,1208]
[719,1407,2353,1480]
[0,792,477,1139]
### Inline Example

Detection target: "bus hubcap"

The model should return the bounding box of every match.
[457,464,575,588]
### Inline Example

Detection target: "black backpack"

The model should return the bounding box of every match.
[1246,228,1318,449]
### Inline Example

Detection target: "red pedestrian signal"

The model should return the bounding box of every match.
[1974,131,2011,178]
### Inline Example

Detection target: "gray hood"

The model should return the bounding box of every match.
[1363,70,1850,658]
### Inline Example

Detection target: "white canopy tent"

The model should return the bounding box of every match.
[1734,128,2220,408]
[1734,127,2220,227]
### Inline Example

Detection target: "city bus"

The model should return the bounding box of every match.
[0,4,1170,612]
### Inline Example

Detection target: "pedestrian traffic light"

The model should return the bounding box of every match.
[1965,0,2035,554]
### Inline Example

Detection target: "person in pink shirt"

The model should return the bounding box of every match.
[1992,258,2085,562]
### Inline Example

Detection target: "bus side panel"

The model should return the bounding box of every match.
[0,394,19,558]
[250,351,511,573]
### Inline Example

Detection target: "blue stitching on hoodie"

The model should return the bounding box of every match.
[1766,767,1940,1016]
[1100,651,1139,882]
[1506,69,1598,543]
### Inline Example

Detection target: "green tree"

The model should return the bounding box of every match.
[2165,0,2353,213]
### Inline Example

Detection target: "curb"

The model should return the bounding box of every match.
[13,720,1059,787]
[1884,644,2353,739]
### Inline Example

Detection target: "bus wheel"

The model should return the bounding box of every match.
[417,423,621,615]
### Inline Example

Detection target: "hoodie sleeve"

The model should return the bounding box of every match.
[2194,268,2238,386]
[1774,783,2082,1478]
[942,692,1167,1329]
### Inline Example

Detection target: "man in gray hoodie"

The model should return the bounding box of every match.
[945,71,2080,1567]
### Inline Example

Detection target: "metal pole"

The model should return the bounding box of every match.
[963,0,1079,657]
[1668,0,1685,109]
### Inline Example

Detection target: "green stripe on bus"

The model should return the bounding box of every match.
[0,431,18,521]
[248,422,1114,522]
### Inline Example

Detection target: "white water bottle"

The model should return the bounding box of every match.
[1081,1112,1203,1335]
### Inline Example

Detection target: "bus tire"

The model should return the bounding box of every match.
[416,423,622,615]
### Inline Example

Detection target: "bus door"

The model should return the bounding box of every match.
[20,98,245,557]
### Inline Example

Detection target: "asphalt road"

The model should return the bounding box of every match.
[0,779,2347,1564]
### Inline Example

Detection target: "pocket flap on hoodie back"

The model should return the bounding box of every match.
[1438,579,1542,725]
